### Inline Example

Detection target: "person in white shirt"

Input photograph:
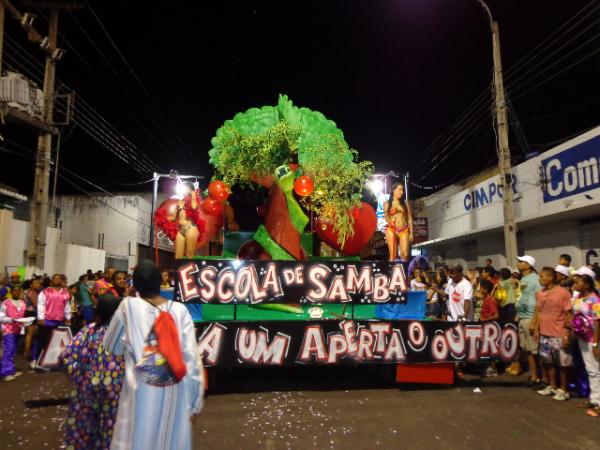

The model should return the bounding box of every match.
[443,265,474,321]
[410,268,427,291]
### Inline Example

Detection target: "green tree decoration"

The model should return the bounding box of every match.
[209,95,373,259]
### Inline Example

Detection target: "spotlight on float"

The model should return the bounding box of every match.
[368,179,384,195]
[174,178,187,198]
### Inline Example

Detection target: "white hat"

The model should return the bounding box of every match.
[575,266,596,279]
[555,265,570,277]
[517,255,536,268]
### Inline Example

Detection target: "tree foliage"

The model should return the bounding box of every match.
[208,95,373,244]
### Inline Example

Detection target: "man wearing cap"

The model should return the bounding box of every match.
[555,265,572,290]
[516,255,542,387]
[443,264,474,322]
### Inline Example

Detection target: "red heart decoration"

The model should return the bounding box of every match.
[315,202,377,256]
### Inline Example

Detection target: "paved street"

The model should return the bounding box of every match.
[0,358,598,450]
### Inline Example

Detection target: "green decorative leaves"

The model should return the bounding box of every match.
[209,95,373,245]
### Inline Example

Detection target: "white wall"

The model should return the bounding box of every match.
[55,193,173,270]
[56,195,139,259]
[0,209,28,272]
[56,243,106,285]
[0,208,106,279]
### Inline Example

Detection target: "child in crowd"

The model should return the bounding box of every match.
[479,279,499,376]
[0,285,26,381]
[558,254,575,275]
[62,296,124,449]
[570,269,600,417]
[496,268,517,322]
[535,267,573,401]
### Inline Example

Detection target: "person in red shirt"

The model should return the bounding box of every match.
[480,279,499,322]
[534,267,573,401]
[480,279,500,377]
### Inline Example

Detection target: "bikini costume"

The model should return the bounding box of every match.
[387,205,410,234]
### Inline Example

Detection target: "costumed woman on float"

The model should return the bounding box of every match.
[170,182,202,258]
[384,182,413,262]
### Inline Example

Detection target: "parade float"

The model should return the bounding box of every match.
[156,95,518,386]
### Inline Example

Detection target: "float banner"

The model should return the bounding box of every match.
[197,320,519,367]
[177,260,408,304]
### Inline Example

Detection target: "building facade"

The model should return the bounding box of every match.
[54,193,174,272]
[415,125,600,270]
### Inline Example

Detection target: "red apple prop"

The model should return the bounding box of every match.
[315,202,377,256]
[208,180,230,202]
[201,197,223,216]
[293,175,314,197]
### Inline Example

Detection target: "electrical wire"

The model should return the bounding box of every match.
[83,0,192,153]
[510,43,600,102]
[511,98,600,125]
[1,142,150,228]
[415,1,600,188]
[3,31,163,174]
[416,111,492,181]
[508,21,600,95]
[109,177,158,186]
[59,9,196,165]
[418,2,600,165]
[3,41,156,173]
[504,0,600,84]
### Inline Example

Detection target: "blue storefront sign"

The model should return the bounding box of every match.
[542,135,600,203]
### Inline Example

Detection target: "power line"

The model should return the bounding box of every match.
[110,176,157,186]
[415,1,600,186]
[504,0,600,84]
[510,36,600,102]
[2,34,159,174]
[507,15,600,94]
[59,9,196,166]
[511,98,600,125]
[83,0,192,153]
[417,2,600,167]
[1,141,150,228]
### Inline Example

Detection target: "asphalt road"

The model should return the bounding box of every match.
[0,359,598,450]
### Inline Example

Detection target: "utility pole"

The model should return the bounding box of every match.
[28,8,58,268]
[478,0,518,265]
[2,1,80,268]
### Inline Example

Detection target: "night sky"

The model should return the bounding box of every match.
[2,0,600,198]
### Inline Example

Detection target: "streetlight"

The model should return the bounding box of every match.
[149,171,205,252]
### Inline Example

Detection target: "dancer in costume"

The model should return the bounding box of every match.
[62,296,124,449]
[168,182,201,258]
[384,183,413,261]
[37,274,72,358]
[103,260,203,450]
[0,285,26,381]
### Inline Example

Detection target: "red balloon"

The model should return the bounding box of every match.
[256,204,267,217]
[201,197,223,216]
[315,202,377,256]
[294,175,314,197]
[208,180,230,202]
